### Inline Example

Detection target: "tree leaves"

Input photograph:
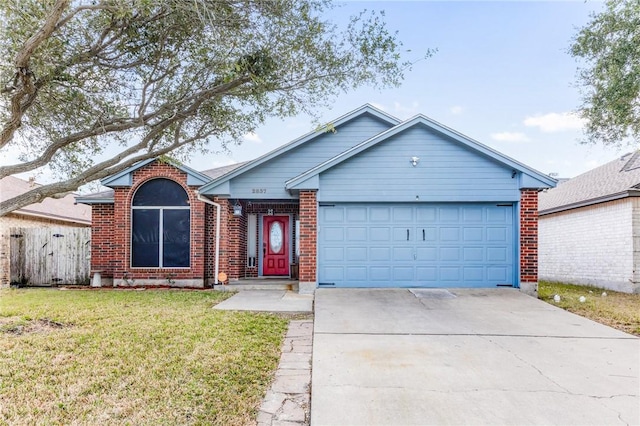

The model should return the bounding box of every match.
[0,0,429,215]
[571,0,640,147]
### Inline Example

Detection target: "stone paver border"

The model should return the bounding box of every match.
[258,320,313,426]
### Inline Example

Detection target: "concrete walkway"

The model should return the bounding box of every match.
[258,320,313,425]
[311,288,640,425]
[213,290,313,313]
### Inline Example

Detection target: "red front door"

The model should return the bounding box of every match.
[263,215,290,276]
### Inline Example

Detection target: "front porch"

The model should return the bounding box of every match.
[218,199,301,280]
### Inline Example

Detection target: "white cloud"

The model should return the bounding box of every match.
[370,102,386,111]
[490,132,530,143]
[243,132,262,144]
[393,101,420,118]
[524,112,586,133]
[449,105,464,115]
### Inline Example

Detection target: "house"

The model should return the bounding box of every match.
[539,152,640,293]
[77,105,555,293]
[0,176,92,287]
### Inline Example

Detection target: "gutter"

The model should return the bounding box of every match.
[195,191,221,285]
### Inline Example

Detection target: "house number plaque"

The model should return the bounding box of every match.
[252,188,267,194]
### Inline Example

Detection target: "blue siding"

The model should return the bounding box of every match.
[317,125,521,202]
[227,114,393,199]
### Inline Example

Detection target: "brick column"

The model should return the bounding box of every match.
[227,202,246,280]
[91,204,115,285]
[520,189,538,295]
[298,191,317,294]
[216,198,230,282]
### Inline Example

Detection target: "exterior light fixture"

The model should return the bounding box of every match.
[233,200,243,217]
[410,156,420,167]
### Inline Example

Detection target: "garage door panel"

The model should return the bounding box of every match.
[346,207,367,221]
[440,227,460,241]
[370,266,391,281]
[463,267,484,281]
[487,266,509,282]
[416,247,437,261]
[347,227,367,241]
[393,227,411,241]
[462,206,483,222]
[393,207,413,222]
[487,208,510,223]
[463,247,484,261]
[370,206,391,221]
[416,266,437,281]
[487,227,507,241]
[323,208,344,222]
[463,227,483,241]
[346,247,367,261]
[423,227,437,241]
[324,227,345,241]
[346,267,367,280]
[440,267,460,281]
[323,247,344,261]
[487,247,508,262]
[393,267,414,281]
[370,227,390,241]
[439,207,460,222]
[416,206,437,222]
[440,247,461,261]
[318,203,515,288]
[370,247,391,261]
[393,247,414,261]
[322,267,344,281]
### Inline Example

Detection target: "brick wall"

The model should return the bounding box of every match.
[0,214,89,287]
[92,161,207,287]
[298,191,317,283]
[90,204,114,279]
[539,198,637,293]
[520,189,538,285]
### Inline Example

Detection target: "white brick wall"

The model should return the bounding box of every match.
[539,198,639,293]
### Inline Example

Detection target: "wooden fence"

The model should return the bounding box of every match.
[10,227,91,286]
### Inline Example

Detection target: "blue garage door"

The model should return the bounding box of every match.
[318,203,515,288]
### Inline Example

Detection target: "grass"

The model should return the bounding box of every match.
[0,288,289,425]
[539,281,640,336]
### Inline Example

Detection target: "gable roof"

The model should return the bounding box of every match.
[539,152,640,215]
[1,176,91,225]
[101,158,213,187]
[197,104,400,194]
[285,114,556,190]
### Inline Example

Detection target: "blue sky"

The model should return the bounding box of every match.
[193,0,620,179]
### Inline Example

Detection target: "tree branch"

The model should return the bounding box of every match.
[0,0,70,149]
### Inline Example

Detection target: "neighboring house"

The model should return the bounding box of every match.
[539,152,640,293]
[0,176,92,287]
[77,104,555,293]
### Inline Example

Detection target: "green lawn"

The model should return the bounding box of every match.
[539,281,640,336]
[0,289,289,425]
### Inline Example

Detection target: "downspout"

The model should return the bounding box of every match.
[195,191,220,285]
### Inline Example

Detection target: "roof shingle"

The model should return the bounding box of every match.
[539,152,640,214]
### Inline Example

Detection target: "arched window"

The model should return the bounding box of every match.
[131,179,190,268]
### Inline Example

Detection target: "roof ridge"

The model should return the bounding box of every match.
[621,150,640,172]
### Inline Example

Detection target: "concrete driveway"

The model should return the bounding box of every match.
[311,288,639,425]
